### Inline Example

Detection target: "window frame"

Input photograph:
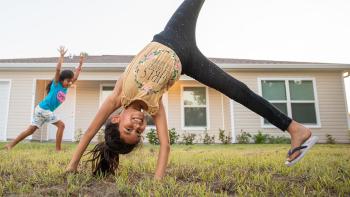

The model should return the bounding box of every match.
[99,83,115,107]
[257,77,321,128]
[181,85,210,130]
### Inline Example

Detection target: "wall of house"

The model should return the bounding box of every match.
[0,71,121,141]
[1,69,349,143]
[0,72,37,139]
[230,71,349,143]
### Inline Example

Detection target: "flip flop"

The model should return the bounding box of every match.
[285,136,319,167]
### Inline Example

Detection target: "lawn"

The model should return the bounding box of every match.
[0,143,349,196]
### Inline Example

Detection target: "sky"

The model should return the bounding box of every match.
[0,0,350,64]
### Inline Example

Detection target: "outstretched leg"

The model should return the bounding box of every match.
[187,49,312,162]
[4,125,38,150]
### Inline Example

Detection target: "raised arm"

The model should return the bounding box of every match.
[72,52,87,83]
[55,46,67,83]
[66,75,124,172]
[152,98,170,180]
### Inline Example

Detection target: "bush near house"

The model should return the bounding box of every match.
[181,133,196,145]
[236,130,252,144]
[74,129,83,143]
[168,128,180,145]
[96,129,105,143]
[146,128,179,145]
[146,129,159,145]
[203,133,215,144]
[219,129,232,144]
[326,134,336,144]
[252,131,269,144]
[237,130,290,144]
[266,135,291,144]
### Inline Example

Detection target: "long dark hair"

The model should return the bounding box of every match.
[86,119,139,176]
[46,70,74,94]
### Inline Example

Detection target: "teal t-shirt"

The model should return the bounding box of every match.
[39,80,68,111]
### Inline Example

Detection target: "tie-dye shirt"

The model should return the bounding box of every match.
[39,80,68,112]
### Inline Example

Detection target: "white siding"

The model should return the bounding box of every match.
[231,71,349,143]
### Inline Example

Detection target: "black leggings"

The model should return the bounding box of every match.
[153,0,292,131]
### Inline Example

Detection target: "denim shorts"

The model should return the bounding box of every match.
[31,105,59,128]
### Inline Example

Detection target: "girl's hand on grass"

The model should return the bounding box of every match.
[65,166,78,174]
[154,175,163,181]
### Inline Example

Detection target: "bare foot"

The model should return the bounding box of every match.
[286,121,312,162]
[3,144,12,151]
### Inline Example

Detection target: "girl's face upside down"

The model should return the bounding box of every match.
[111,108,147,144]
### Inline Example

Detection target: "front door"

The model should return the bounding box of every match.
[0,81,10,141]
[48,85,76,141]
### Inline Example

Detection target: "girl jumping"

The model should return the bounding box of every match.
[67,0,318,178]
[4,46,85,151]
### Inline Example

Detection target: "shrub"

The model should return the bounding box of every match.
[219,129,232,144]
[74,128,83,143]
[97,128,105,143]
[326,134,336,144]
[203,133,215,144]
[267,135,291,144]
[146,128,159,145]
[236,130,251,144]
[181,133,196,145]
[146,128,179,145]
[169,128,180,145]
[253,131,269,144]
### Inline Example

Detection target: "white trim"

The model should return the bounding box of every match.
[180,85,210,131]
[43,80,49,141]
[66,85,77,142]
[341,73,350,129]
[1,63,350,70]
[230,100,236,143]
[257,77,321,129]
[99,83,115,106]
[221,94,225,130]
[71,85,77,142]
[0,79,11,141]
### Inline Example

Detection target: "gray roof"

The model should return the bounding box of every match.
[0,55,349,71]
[0,55,327,64]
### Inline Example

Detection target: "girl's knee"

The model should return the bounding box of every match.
[55,121,65,129]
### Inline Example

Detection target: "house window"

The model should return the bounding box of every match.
[145,113,155,127]
[100,86,114,105]
[261,79,318,125]
[100,85,122,114]
[182,87,208,128]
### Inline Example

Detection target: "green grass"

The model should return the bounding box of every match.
[0,143,349,196]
